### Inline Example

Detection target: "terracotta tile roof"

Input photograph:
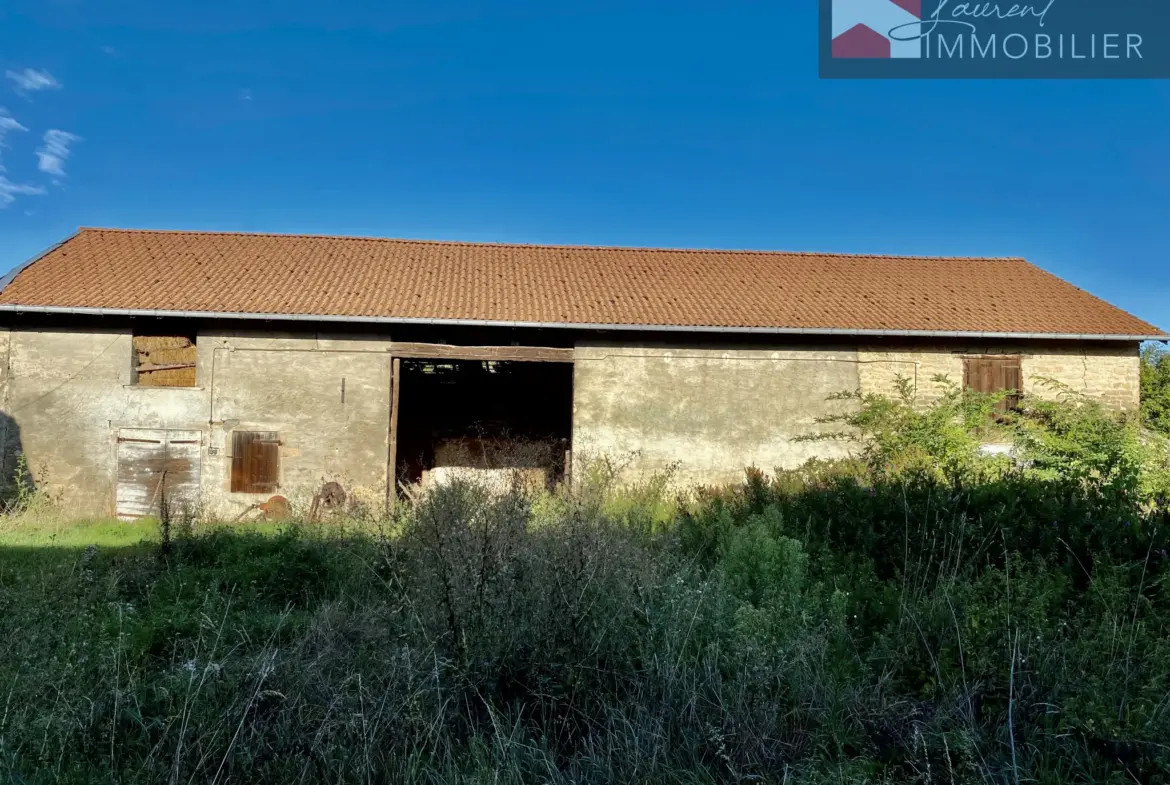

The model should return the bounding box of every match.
[0,228,1163,338]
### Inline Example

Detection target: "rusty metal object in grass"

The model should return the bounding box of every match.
[231,494,291,522]
[308,481,346,523]
[258,495,290,520]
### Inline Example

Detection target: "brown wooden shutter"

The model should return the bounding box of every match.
[963,357,1022,411]
[999,361,1022,411]
[964,358,994,394]
[231,431,280,493]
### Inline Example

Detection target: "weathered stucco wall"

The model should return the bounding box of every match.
[201,331,393,517]
[1,328,207,515]
[572,343,860,486]
[0,327,1146,517]
[0,327,393,518]
[857,344,1140,411]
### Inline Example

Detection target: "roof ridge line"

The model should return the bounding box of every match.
[74,227,1028,262]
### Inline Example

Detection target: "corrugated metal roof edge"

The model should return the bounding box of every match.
[0,303,1165,342]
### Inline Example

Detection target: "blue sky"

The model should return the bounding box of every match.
[0,0,1167,330]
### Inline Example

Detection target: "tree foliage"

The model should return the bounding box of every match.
[1142,342,1170,435]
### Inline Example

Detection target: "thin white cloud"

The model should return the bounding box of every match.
[5,68,61,95]
[36,129,81,177]
[0,108,27,152]
[0,108,29,188]
[0,176,45,207]
[101,46,116,56]
[0,109,59,208]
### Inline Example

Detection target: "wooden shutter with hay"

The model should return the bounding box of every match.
[133,333,197,387]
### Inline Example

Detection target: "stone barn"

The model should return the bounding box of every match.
[0,228,1164,519]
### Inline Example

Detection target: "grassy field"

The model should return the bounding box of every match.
[0,516,159,548]
[0,514,300,548]
[1,469,1169,785]
[4,383,1170,784]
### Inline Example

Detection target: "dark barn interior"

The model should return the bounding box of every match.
[393,359,574,490]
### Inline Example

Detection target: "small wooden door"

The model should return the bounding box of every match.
[963,357,1022,411]
[115,429,202,521]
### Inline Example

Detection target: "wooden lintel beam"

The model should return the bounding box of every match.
[389,342,573,363]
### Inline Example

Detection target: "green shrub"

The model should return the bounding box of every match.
[1142,342,1170,435]
[801,374,1012,483]
[1014,379,1145,500]
[721,514,807,607]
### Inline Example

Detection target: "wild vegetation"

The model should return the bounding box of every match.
[2,354,1170,784]
[1142,342,1170,436]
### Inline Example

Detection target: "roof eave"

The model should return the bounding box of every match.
[0,231,82,293]
[0,304,1164,342]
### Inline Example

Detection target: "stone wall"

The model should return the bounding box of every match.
[0,327,208,515]
[198,331,394,517]
[571,343,860,487]
[0,326,1145,517]
[0,327,393,518]
[856,343,1140,411]
[573,340,1142,487]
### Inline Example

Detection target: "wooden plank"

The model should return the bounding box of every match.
[995,359,1022,411]
[964,359,980,391]
[231,431,251,492]
[1002,362,1021,393]
[964,356,1023,411]
[979,360,994,394]
[161,431,202,516]
[966,358,996,394]
[389,342,573,363]
[386,357,401,506]
[116,429,202,521]
[254,434,280,493]
[116,430,166,521]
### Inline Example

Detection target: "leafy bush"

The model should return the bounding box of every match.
[802,372,1170,510]
[801,374,1012,483]
[1014,379,1146,501]
[0,451,56,516]
[1142,342,1170,435]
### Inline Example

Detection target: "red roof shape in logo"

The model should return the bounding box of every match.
[832,23,892,58]
[889,0,921,17]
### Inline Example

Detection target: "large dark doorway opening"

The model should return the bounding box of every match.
[392,358,573,493]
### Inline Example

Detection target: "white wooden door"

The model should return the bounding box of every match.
[115,429,202,521]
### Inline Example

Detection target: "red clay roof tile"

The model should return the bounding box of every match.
[0,228,1162,337]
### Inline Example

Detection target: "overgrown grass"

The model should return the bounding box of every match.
[3,387,1170,783]
[3,471,1169,784]
[0,515,300,548]
[0,516,156,548]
